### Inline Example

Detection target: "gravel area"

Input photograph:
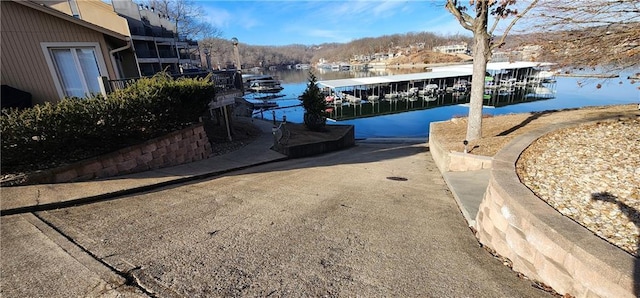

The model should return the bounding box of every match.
[516,118,640,256]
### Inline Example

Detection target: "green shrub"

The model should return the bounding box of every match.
[1,72,215,172]
[299,71,328,131]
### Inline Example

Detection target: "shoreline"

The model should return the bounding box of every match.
[358,62,636,80]
[555,73,620,78]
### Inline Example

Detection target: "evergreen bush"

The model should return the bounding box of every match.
[1,72,215,172]
[299,71,328,131]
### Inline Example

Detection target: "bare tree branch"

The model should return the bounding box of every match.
[144,0,221,40]
[491,0,539,51]
[445,0,475,31]
[533,0,639,71]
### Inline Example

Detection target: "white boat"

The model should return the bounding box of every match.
[419,84,439,95]
[243,74,284,93]
[529,70,556,80]
[425,84,439,90]
[384,92,399,100]
[531,86,553,95]
[421,95,437,102]
[367,95,380,102]
[345,94,361,104]
[452,80,469,92]
[523,85,555,99]
[499,78,518,87]
[248,80,284,93]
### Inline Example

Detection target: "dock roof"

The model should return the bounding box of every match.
[317,61,553,89]
[318,70,472,89]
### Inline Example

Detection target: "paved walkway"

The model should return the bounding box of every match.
[442,169,491,227]
[1,119,288,215]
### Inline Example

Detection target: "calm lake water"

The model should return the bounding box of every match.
[247,68,639,139]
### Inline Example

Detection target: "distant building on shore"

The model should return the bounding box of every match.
[433,43,470,55]
[492,45,542,62]
[295,64,310,70]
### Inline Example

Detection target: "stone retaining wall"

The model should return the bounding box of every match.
[475,128,637,298]
[429,121,492,172]
[27,124,212,184]
[448,152,492,171]
[428,122,451,173]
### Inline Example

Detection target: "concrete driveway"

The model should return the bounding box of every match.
[3,141,549,297]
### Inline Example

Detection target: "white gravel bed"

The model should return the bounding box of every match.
[517,118,640,256]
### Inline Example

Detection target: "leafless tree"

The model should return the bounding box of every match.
[145,0,221,40]
[533,0,639,73]
[446,0,539,141]
[199,38,230,70]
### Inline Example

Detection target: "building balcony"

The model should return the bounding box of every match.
[135,49,159,59]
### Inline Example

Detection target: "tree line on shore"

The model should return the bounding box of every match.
[199,32,474,69]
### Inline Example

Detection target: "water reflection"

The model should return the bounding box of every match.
[484,84,556,108]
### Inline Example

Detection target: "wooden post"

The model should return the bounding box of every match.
[222,105,232,141]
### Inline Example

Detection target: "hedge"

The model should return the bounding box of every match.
[1,72,215,172]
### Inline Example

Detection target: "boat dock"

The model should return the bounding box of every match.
[317,61,555,99]
[317,61,557,120]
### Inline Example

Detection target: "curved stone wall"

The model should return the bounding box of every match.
[475,124,637,298]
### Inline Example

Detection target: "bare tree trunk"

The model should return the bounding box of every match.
[446,0,538,141]
[466,12,490,141]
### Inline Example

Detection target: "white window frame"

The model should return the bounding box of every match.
[41,42,109,99]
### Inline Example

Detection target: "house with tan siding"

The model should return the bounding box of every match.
[31,0,204,77]
[0,0,137,106]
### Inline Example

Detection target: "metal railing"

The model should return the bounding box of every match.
[98,70,242,96]
[272,120,290,151]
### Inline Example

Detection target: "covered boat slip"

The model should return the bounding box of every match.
[318,69,472,101]
[325,84,554,121]
[317,61,557,121]
[317,61,555,101]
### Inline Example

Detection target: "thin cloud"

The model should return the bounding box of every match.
[370,1,407,17]
[285,26,354,44]
[201,7,232,28]
[325,1,407,19]
[236,14,261,30]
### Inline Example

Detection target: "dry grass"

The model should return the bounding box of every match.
[430,104,639,157]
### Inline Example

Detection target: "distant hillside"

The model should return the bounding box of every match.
[204,25,634,70]
[310,32,472,64]
[201,32,473,69]
[386,50,469,65]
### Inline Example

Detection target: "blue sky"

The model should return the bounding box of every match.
[198,1,471,46]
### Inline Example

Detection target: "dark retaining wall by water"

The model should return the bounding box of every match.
[277,125,355,158]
